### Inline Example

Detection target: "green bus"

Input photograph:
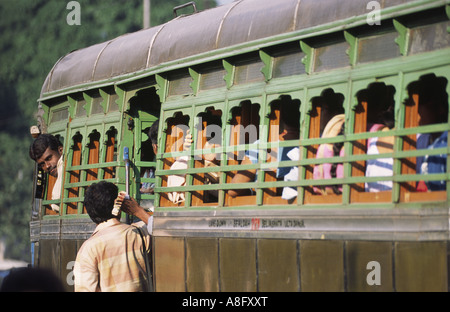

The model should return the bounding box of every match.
[31,0,450,291]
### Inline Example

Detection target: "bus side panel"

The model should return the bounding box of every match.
[394,241,448,292]
[186,237,219,292]
[346,241,393,292]
[299,240,345,291]
[219,238,257,292]
[152,236,449,292]
[38,239,60,278]
[257,239,299,292]
[60,239,80,291]
[153,236,186,292]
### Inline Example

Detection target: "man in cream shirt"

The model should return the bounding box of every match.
[29,134,64,212]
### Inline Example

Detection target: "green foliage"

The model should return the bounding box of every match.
[0,0,217,262]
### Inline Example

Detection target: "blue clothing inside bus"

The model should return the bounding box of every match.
[420,131,448,191]
[245,140,297,200]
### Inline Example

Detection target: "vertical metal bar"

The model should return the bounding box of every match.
[124,146,131,223]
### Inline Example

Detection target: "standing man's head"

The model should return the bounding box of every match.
[84,181,119,224]
[29,134,63,178]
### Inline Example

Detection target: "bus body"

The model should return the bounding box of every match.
[31,0,450,291]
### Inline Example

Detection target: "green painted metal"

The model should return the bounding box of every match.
[34,0,450,217]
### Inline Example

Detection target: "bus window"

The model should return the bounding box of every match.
[103,128,117,180]
[139,124,156,195]
[305,88,345,204]
[400,73,448,202]
[263,95,300,205]
[66,133,83,214]
[308,33,349,73]
[233,55,265,85]
[225,101,260,206]
[191,108,222,206]
[86,131,100,182]
[127,86,161,200]
[159,113,189,207]
[351,82,395,203]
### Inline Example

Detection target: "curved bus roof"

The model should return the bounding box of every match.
[40,0,445,99]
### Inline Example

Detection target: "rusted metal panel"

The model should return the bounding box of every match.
[60,239,78,291]
[219,238,257,291]
[299,240,345,291]
[153,236,186,292]
[394,241,448,291]
[345,241,393,292]
[38,239,61,277]
[257,239,299,291]
[185,237,219,291]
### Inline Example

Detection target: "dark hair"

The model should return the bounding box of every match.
[357,82,396,129]
[84,181,118,224]
[29,134,63,161]
[407,73,448,124]
[319,88,345,116]
[149,120,159,146]
[279,95,300,130]
[0,267,65,292]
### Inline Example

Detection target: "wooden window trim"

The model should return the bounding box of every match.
[66,134,82,214]
[103,129,116,179]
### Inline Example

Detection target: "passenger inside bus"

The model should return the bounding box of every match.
[310,85,396,195]
[228,96,300,199]
[160,110,222,204]
[140,120,159,194]
[408,74,449,191]
[362,82,396,192]
[29,134,64,212]
[158,114,190,206]
[141,119,194,204]
[184,109,222,203]
[311,88,345,195]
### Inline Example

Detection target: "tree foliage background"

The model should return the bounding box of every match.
[0,0,217,262]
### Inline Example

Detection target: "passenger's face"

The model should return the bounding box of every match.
[37,146,62,177]
[418,101,435,126]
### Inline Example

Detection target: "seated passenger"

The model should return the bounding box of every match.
[140,121,159,194]
[365,122,395,192]
[312,114,345,195]
[411,74,449,191]
[421,131,447,191]
[168,112,222,204]
[362,83,396,192]
[310,89,345,195]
